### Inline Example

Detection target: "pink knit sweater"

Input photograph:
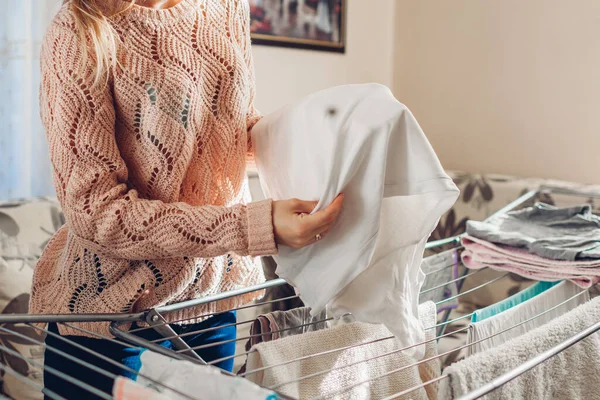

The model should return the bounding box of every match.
[31,0,277,336]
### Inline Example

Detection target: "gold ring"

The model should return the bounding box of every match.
[315,233,322,241]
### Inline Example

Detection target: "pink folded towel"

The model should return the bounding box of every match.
[461,236,600,288]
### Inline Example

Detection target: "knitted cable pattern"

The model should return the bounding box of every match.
[30,0,276,336]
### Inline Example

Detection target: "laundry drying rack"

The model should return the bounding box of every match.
[1,186,600,400]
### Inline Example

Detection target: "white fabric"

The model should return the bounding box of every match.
[245,301,440,400]
[113,377,169,400]
[466,280,590,356]
[252,83,459,357]
[440,296,600,400]
[419,248,460,305]
[136,350,277,400]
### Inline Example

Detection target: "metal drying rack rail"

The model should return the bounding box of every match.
[0,187,599,400]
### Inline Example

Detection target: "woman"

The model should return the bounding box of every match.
[34,0,343,397]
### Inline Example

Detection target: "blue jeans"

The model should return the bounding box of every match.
[43,311,236,400]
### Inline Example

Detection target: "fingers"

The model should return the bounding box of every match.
[286,194,343,249]
[291,229,329,249]
[290,198,319,214]
[305,194,344,234]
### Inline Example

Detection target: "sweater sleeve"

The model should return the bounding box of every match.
[40,23,277,260]
[234,0,262,161]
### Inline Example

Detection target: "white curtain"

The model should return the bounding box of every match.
[0,0,62,200]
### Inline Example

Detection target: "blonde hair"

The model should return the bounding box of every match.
[64,0,135,86]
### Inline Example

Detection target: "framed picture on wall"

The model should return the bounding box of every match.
[249,0,346,53]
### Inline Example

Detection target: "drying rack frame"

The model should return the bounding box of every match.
[1,186,599,400]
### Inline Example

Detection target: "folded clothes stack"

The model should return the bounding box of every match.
[462,203,600,287]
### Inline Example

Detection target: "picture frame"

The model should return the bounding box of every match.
[249,0,346,53]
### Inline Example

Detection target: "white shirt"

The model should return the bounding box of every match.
[252,84,459,358]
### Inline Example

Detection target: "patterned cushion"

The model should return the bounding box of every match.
[430,172,540,244]
[0,197,64,399]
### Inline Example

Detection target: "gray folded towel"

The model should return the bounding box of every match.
[466,203,600,261]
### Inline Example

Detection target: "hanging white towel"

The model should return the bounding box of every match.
[466,280,590,356]
[245,301,440,400]
[440,296,600,400]
[252,83,459,357]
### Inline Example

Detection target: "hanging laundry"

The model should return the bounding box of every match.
[462,235,600,288]
[244,307,328,350]
[261,256,305,311]
[267,307,328,338]
[126,350,279,400]
[440,296,600,400]
[471,280,559,322]
[420,248,462,306]
[467,203,600,261]
[252,84,459,358]
[238,307,328,374]
[244,301,440,400]
[466,281,589,355]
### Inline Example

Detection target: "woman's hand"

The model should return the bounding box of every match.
[272,194,344,249]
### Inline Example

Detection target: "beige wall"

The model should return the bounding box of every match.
[393,1,600,184]
[252,0,396,114]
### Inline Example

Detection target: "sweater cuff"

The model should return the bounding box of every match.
[246,199,278,257]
